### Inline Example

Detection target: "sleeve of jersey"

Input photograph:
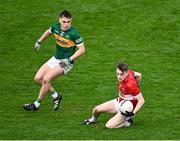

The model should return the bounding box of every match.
[73,32,83,46]
[50,26,54,33]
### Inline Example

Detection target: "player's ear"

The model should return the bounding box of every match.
[123,71,127,75]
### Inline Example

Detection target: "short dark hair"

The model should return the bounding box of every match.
[117,61,128,73]
[59,10,72,18]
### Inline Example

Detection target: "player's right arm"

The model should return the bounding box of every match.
[38,28,52,43]
[34,28,52,51]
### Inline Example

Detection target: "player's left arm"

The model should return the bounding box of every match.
[69,43,86,62]
[134,71,142,86]
[133,93,145,114]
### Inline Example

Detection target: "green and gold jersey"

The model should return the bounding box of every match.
[50,22,83,62]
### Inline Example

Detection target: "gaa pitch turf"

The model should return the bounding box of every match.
[0,0,180,140]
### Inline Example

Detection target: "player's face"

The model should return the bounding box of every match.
[116,68,127,82]
[59,16,72,31]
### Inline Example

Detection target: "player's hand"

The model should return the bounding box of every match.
[59,58,72,68]
[68,58,73,64]
[121,111,135,117]
[59,61,67,68]
[34,40,41,51]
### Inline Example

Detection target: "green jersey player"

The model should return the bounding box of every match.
[23,10,86,111]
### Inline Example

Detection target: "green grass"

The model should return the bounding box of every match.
[0,0,180,139]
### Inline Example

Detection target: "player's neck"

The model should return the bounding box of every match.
[61,25,71,31]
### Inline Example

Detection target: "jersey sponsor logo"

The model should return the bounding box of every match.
[54,34,76,48]
[54,30,70,39]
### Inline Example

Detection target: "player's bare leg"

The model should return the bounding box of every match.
[38,66,63,99]
[105,113,125,128]
[83,100,116,124]
[23,66,64,111]
[37,66,63,110]
[34,63,51,85]
[34,63,62,98]
[34,64,62,109]
[92,99,117,117]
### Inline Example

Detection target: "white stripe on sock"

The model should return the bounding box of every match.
[52,92,58,99]
[34,101,40,108]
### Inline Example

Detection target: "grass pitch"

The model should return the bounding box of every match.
[0,0,180,140]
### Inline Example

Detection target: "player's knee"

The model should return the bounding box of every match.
[34,76,41,84]
[42,77,51,84]
[105,122,115,129]
[93,106,101,114]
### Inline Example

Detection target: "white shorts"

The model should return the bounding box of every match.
[46,56,73,75]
